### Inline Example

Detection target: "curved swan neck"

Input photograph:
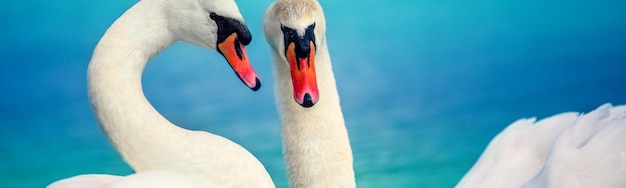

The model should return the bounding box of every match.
[273,42,356,187]
[86,1,276,187]
[88,1,177,160]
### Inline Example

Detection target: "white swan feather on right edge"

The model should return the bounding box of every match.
[458,104,626,188]
[522,104,626,187]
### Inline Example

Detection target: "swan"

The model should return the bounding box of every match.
[457,103,626,187]
[263,0,356,187]
[49,0,274,187]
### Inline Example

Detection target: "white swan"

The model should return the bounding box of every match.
[49,0,274,187]
[458,104,626,187]
[263,0,355,187]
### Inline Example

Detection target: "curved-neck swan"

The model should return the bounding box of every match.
[49,0,274,187]
[264,0,355,187]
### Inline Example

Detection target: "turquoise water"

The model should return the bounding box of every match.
[1,0,625,187]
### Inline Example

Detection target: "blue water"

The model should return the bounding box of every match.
[1,0,625,187]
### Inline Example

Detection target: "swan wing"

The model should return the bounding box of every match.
[522,104,626,188]
[457,111,580,187]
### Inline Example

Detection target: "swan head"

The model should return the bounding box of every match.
[168,0,260,91]
[264,0,326,107]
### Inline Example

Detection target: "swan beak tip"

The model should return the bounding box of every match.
[217,33,261,91]
[299,93,316,108]
[251,77,261,91]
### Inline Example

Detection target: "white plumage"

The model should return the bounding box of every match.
[523,104,626,187]
[458,104,626,187]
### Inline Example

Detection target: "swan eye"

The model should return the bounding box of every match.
[281,24,297,41]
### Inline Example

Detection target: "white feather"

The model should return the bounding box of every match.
[458,104,626,187]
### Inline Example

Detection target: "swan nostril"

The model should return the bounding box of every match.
[301,93,314,108]
[234,38,243,60]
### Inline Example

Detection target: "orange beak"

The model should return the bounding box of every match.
[217,33,261,91]
[286,41,318,107]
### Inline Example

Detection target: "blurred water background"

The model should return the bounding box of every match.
[1,0,625,187]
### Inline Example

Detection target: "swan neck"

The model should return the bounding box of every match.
[87,1,178,167]
[273,42,356,187]
[84,2,276,187]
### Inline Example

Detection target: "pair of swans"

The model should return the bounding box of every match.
[50,0,352,187]
[49,0,626,187]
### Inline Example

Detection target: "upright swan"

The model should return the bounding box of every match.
[50,0,274,187]
[264,0,355,187]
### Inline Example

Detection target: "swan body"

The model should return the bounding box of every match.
[264,0,356,187]
[458,104,626,187]
[49,174,122,188]
[48,171,216,188]
[50,0,274,187]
